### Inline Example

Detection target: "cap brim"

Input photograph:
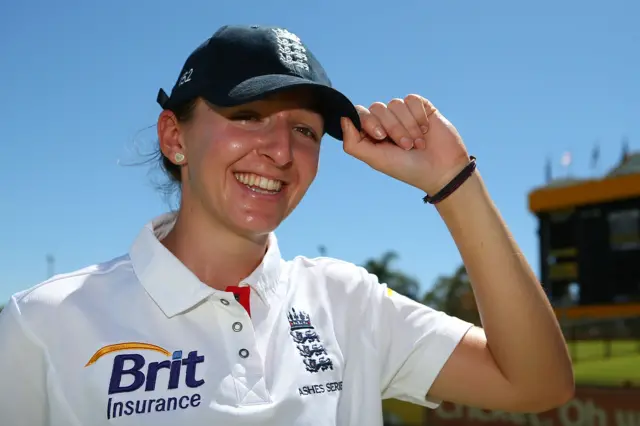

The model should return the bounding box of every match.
[205,74,360,141]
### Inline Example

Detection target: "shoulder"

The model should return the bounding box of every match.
[7,254,134,332]
[281,255,390,317]
[283,255,381,293]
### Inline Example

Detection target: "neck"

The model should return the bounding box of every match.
[161,207,269,291]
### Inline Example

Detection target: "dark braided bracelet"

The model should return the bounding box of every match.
[422,156,477,204]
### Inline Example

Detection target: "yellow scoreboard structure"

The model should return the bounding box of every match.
[528,153,640,309]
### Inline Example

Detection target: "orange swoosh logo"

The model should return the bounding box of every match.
[85,342,170,367]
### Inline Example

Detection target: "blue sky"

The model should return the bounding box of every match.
[1,0,638,303]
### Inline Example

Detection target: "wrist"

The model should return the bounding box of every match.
[421,156,476,204]
[434,172,489,215]
[419,160,469,196]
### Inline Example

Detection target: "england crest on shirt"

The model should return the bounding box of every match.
[287,307,333,373]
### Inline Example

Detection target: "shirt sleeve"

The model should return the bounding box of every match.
[0,297,49,426]
[356,267,474,408]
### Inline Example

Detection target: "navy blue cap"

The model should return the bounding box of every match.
[157,25,361,141]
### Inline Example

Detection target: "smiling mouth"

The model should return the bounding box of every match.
[234,172,284,194]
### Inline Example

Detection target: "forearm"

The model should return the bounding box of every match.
[434,172,574,395]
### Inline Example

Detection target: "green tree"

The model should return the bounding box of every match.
[362,251,421,301]
[423,264,481,325]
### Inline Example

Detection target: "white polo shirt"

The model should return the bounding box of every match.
[0,213,473,426]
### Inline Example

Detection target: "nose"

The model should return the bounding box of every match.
[256,115,294,167]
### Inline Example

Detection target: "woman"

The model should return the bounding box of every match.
[0,25,573,426]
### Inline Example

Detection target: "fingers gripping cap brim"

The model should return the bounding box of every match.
[208,75,361,141]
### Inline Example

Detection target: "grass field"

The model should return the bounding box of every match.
[570,339,640,386]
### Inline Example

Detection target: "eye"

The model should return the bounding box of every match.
[228,110,271,130]
[295,126,319,142]
[230,111,263,123]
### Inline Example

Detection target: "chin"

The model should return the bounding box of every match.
[230,214,285,238]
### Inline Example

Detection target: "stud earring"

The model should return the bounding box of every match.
[174,153,185,163]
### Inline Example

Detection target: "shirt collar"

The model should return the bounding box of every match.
[129,212,283,318]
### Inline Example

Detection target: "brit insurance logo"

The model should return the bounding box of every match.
[85,342,205,420]
[287,308,333,373]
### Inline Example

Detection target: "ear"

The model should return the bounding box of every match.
[157,110,187,165]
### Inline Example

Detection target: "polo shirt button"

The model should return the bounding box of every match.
[232,322,243,332]
[220,298,230,306]
[239,348,250,358]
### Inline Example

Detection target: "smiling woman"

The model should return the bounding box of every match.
[156,91,326,246]
[0,24,573,426]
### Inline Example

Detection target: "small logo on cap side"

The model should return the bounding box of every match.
[178,68,193,87]
[272,28,309,72]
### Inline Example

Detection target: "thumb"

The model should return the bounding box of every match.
[340,117,362,155]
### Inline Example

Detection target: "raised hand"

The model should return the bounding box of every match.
[340,94,471,196]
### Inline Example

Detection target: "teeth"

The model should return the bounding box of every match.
[234,173,283,193]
